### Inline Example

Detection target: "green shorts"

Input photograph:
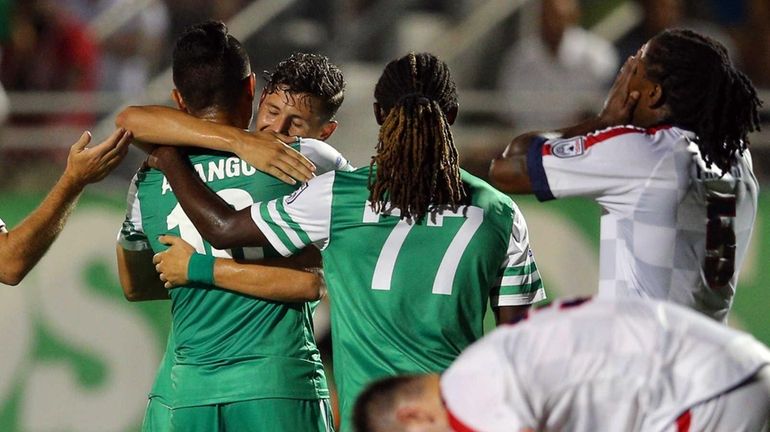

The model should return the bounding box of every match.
[142,398,172,432]
[170,398,333,432]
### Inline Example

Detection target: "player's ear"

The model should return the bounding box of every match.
[246,73,256,100]
[171,89,187,112]
[373,102,386,125]
[446,105,458,125]
[319,120,338,140]
[648,82,665,109]
[647,83,670,121]
[395,405,434,428]
[258,88,268,106]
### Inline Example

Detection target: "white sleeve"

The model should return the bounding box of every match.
[441,328,534,431]
[298,138,355,174]
[249,171,336,257]
[527,126,662,203]
[116,172,151,252]
[491,203,546,307]
[0,217,6,233]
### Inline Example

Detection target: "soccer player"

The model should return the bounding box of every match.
[353,297,770,432]
[115,51,344,185]
[115,22,349,431]
[490,29,762,322]
[0,128,130,285]
[148,52,544,430]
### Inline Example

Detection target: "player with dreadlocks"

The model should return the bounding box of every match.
[146,51,544,431]
[490,28,761,322]
[368,52,465,220]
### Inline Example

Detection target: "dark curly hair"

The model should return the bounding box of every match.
[368,52,466,222]
[645,29,762,173]
[263,52,345,121]
[172,21,250,113]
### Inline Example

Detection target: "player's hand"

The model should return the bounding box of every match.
[153,235,194,289]
[231,130,316,185]
[63,128,131,187]
[598,55,641,127]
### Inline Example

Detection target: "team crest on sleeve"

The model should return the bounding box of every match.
[285,182,309,204]
[551,138,585,158]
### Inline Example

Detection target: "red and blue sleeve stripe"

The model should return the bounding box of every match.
[526,135,555,202]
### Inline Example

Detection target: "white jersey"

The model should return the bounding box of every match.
[0,217,6,233]
[441,298,770,432]
[528,125,758,321]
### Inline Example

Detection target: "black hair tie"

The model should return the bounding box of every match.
[399,92,431,106]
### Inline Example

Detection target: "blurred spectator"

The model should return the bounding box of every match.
[727,0,770,87]
[61,0,169,96]
[1,0,98,125]
[0,72,8,126]
[616,0,736,62]
[0,0,10,126]
[164,0,248,42]
[497,0,619,130]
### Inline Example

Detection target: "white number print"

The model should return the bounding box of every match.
[167,188,263,259]
[363,203,484,295]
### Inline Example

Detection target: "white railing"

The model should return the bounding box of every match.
[88,0,159,42]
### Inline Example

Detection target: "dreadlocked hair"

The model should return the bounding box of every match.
[369,52,466,222]
[645,28,762,173]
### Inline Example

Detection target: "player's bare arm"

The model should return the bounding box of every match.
[116,105,315,184]
[488,131,541,193]
[490,56,641,194]
[153,235,325,302]
[116,246,170,301]
[0,129,131,285]
[149,145,269,250]
[494,305,529,324]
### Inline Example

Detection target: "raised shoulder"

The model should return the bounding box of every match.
[298,138,354,174]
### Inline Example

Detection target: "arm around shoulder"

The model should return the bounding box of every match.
[149,145,268,250]
[116,105,240,153]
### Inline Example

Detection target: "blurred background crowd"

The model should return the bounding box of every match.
[0,0,768,185]
[0,1,769,430]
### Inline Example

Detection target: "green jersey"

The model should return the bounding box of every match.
[250,167,545,429]
[118,138,352,408]
[148,331,174,406]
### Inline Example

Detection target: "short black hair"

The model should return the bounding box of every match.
[645,29,762,173]
[352,375,425,432]
[172,21,251,113]
[263,52,345,121]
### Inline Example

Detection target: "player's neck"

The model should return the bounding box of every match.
[193,108,247,129]
[632,110,668,129]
